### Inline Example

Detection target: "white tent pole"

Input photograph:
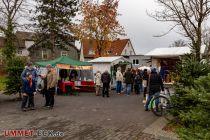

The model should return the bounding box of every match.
[55,66,59,94]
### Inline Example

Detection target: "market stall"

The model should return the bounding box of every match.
[145,46,206,83]
[89,56,132,88]
[35,56,94,94]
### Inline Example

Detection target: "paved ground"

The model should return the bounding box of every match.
[0,91,159,140]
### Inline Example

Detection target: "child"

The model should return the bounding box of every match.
[21,72,36,111]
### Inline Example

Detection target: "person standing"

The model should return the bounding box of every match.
[21,72,36,111]
[142,69,149,97]
[116,67,123,95]
[69,69,78,81]
[139,69,143,93]
[101,70,111,97]
[134,70,143,95]
[46,64,57,109]
[131,69,135,92]
[39,74,48,107]
[123,68,133,96]
[95,71,101,96]
[21,61,37,107]
[21,62,38,85]
[145,68,164,111]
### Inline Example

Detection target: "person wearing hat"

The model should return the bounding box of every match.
[145,68,164,111]
[21,61,37,108]
[21,72,36,111]
[21,61,37,82]
[45,64,57,109]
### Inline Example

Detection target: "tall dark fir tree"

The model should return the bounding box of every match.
[35,0,78,51]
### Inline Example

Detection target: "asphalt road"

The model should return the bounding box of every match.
[0,91,158,140]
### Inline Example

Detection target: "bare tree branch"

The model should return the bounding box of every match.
[148,0,210,61]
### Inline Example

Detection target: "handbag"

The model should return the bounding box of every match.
[143,80,147,87]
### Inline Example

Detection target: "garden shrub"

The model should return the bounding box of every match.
[4,57,25,95]
[170,54,210,140]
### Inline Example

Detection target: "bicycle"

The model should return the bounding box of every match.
[149,85,173,119]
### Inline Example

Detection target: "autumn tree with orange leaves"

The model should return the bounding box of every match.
[73,0,125,57]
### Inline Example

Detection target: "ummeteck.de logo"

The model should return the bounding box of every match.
[3,130,64,137]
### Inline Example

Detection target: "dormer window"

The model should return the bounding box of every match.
[61,51,68,56]
[107,50,112,54]
[89,49,95,55]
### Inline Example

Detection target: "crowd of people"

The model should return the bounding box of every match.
[20,61,164,112]
[95,67,164,111]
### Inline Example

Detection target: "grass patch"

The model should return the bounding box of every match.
[0,75,7,91]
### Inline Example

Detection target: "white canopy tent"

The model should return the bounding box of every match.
[89,56,131,74]
[89,56,131,88]
[145,45,206,58]
[145,45,207,69]
[144,45,207,83]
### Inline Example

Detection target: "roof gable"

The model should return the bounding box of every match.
[89,56,122,63]
[82,39,130,58]
[16,31,35,41]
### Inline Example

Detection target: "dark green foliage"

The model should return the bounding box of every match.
[170,54,210,139]
[2,21,16,60]
[175,54,210,87]
[34,0,78,50]
[4,57,25,95]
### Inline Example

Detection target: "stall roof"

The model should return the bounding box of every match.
[88,56,128,63]
[145,45,206,58]
[35,56,91,67]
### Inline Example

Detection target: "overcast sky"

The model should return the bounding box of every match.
[117,0,182,54]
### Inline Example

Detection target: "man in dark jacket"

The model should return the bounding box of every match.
[123,68,133,96]
[145,68,164,111]
[101,70,111,97]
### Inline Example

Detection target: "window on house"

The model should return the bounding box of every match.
[42,50,48,60]
[133,59,136,64]
[107,50,112,54]
[133,59,139,65]
[125,49,127,55]
[136,59,139,64]
[17,50,22,55]
[61,51,68,56]
[89,49,95,55]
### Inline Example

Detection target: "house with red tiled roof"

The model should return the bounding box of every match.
[80,39,136,61]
